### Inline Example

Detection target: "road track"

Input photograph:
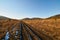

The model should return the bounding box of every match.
[1,21,53,40]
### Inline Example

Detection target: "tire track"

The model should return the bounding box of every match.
[22,24,33,40]
[20,23,24,40]
[20,21,33,40]
[21,21,53,40]
[1,21,53,40]
[1,31,10,40]
[25,24,53,40]
[21,21,42,40]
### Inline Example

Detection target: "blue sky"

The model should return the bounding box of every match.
[0,0,60,19]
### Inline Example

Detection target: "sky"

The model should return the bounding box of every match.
[0,0,60,19]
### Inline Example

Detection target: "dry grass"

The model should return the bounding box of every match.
[0,19,20,39]
[0,18,60,40]
[23,19,60,40]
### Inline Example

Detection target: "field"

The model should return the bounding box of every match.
[23,18,60,40]
[0,17,60,40]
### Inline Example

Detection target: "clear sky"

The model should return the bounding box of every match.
[0,0,60,19]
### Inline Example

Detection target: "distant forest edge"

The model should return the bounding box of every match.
[0,14,60,20]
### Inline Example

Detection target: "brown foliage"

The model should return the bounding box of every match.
[0,18,60,40]
[23,18,60,40]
